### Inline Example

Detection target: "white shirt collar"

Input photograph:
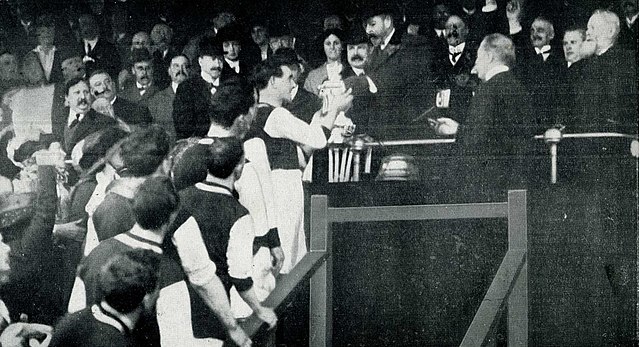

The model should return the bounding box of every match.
[171,82,179,94]
[68,109,86,126]
[225,58,240,73]
[596,43,613,56]
[627,13,639,26]
[84,38,99,50]
[94,302,136,333]
[200,71,220,86]
[380,28,396,50]
[485,64,509,81]
[449,42,466,54]
[33,45,56,54]
[207,124,232,138]
[128,223,164,245]
[435,28,445,38]
[567,61,573,68]
[291,84,299,100]
[351,67,365,76]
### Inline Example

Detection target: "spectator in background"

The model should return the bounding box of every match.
[151,23,178,90]
[148,54,191,143]
[31,14,64,84]
[304,29,346,96]
[0,52,22,98]
[121,48,159,106]
[618,0,639,51]
[251,21,271,62]
[77,14,121,79]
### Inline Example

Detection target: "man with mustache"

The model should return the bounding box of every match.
[344,3,435,139]
[77,14,121,79]
[173,39,227,139]
[88,69,152,130]
[517,17,566,129]
[53,78,115,153]
[148,54,191,143]
[343,26,374,131]
[121,48,159,106]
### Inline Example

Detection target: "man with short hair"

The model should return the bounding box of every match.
[173,39,227,139]
[148,54,191,142]
[431,33,534,186]
[53,249,161,347]
[252,55,351,273]
[216,24,250,78]
[89,69,153,128]
[52,78,115,153]
[168,137,276,343]
[251,22,271,61]
[518,17,566,128]
[131,32,151,51]
[150,23,178,90]
[121,48,159,105]
[563,28,587,68]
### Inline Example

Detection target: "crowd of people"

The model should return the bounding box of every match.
[0,0,637,345]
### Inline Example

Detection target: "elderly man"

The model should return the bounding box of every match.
[148,54,190,142]
[572,9,638,132]
[431,34,534,186]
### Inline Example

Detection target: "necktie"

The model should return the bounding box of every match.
[69,114,81,129]
[85,42,92,55]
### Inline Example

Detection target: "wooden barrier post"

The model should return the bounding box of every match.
[508,190,528,346]
[310,196,332,347]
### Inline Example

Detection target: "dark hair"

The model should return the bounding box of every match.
[88,69,111,80]
[205,137,244,178]
[79,126,129,171]
[35,14,55,29]
[321,28,345,43]
[210,77,255,128]
[99,249,160,313]
[251,53,295,91]
[120,126,171,177]
[64,77,87,95]
[131,48,153,65]
[133,176,179,230]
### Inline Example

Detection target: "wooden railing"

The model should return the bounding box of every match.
[238,190,528,346]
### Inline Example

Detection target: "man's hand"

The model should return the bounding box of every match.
[0,323,53,347]
[270,246,285,276]
[506,0,521,21]
[255,306,277,329]
[228,325,252,347]
[328,88,354,114]
[429,117,459,136]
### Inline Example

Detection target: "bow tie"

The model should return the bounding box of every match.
[535,47,551,55]
[449,45,464,55]
[137,85,147,91]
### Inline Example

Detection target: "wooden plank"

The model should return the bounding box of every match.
[328,202,508,223]
[508,259,528,346]
[508,190,527,251]
[310,195,329,251]
[460,250,527,347]
[238,251,328,337]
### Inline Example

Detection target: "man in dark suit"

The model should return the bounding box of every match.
[120,48,159,107]
[173,39,227,140]
[517,17,566,128]
[52,78,116,154]
[343,27,375,132]
[618,0,639,52]
[346,3,436,139]
[77,14,121,79]
[148,54,191,143]
[150,23,178,90]
[216,24,253,79]
[432,14,479,124]
[276,48,322,124]
[31,14,64,84]
[573,9,638,133]
[88,70,153,129]
[431,33,534,186]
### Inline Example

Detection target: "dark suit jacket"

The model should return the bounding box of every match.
[619,19,639,52]
[52,108,116,153]
[79,38,122,79]
[148,86,177,142]
[456,70,534,186]
[571,44,639,134]
[360,30,437,139]
[119,81,160,107]
[433,42,479,124]
[112,97,153,126]
[152,46,180,90]
[286,87,322,124]
[173,76,214,139]
[221,59,251,80]
[517,47,567,128]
